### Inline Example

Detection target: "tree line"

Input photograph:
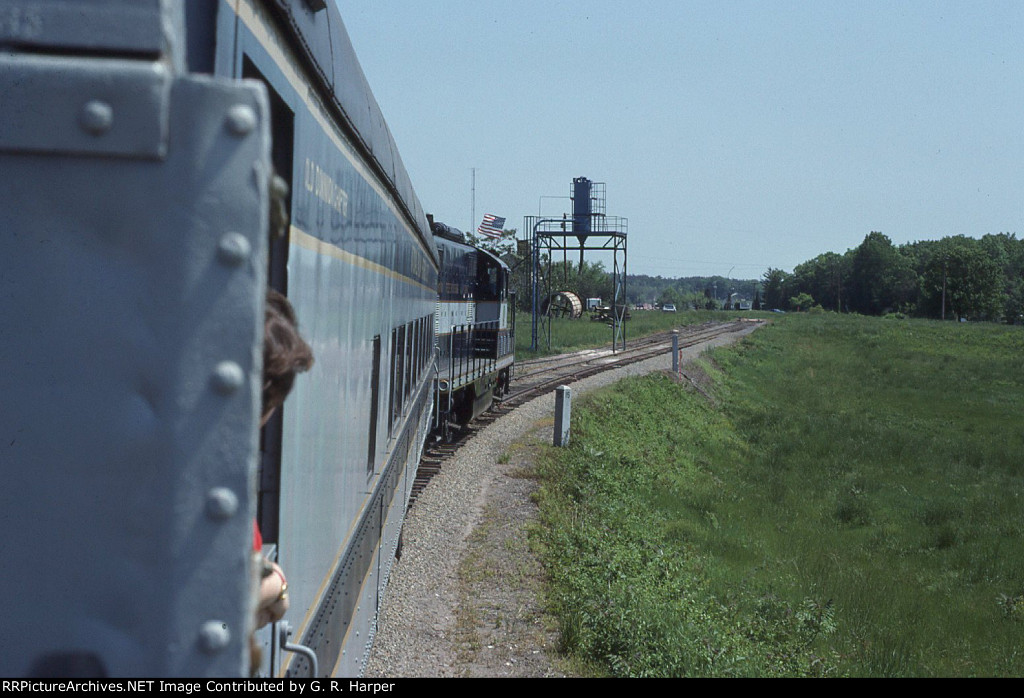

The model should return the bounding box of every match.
[473,230,765,312]
[628,274,761,310]
[468,227,1022,322]
[764,231,1023,322]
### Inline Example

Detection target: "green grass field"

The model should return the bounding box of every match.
[534,313,1024,676]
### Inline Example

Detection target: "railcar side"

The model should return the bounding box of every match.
[210,0,440,678]
[1,0,437,678]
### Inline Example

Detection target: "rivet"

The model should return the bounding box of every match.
[226,105,256,136]
[199,621,231,653]
[211,361,244,395]
[80,100,113,135]
[206,487,238,520]
[217,232,251,267]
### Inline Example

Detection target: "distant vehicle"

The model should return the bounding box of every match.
[662,303,677,312]
[772,309,787,313]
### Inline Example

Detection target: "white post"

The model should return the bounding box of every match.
[554,385,571,447]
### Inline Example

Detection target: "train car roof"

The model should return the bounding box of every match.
[261,0,435,259]
[432,221,511,273]
[431,220,467,244]
[478,245,511,273]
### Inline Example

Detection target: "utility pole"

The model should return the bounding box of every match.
[941,262,947,321]
[470,167,476,234]
[836,262,841,312]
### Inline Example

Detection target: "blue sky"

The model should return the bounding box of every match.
[339,1,1023,279]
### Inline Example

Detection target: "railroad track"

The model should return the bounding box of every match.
[410,417,490,506]
[408,319,763,506]
[504,320,756,407]
[514,329,670,371]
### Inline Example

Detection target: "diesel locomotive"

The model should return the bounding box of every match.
[431,220,515,439]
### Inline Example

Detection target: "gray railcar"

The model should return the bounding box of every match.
[1,0,437,678]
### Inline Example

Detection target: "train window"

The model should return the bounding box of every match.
[412,318,419,383]
[476,263,499,301]
[403,319,411,388]
[388,328,397,437]
[420,316,428,374]
[395,324,406,419]
[367,335,381,477]
[428,314,434,364]
[405,321,412,400]
[415,319,421,381]
[419,317,425,379]
[419,317,425,374]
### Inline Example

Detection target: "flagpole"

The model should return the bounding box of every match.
[471,167,476,236]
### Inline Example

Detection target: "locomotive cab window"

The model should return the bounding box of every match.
[476,259,501,301]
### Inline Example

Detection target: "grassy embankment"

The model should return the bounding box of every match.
[514,309,755,358]
[533,313,1024,676]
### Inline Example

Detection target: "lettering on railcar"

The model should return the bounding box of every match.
[304,158,349,218]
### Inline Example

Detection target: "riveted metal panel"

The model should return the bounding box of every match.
[0,0,164,54]
[0,71,270,676]
[0,53,170,158]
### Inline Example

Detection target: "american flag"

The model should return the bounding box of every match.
[477,214,505,239]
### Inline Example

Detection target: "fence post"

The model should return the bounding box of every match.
[671,330,680,374]
[554,385,571,447]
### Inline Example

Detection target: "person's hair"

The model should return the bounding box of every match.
[263,288,314,420]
